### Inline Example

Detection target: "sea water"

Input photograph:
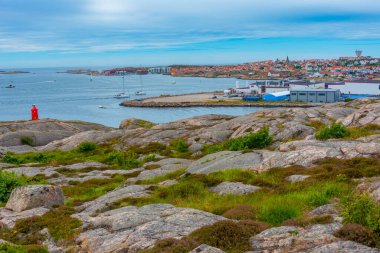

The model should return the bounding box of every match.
[0,68,265,127]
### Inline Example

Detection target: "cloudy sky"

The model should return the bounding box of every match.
[1,0,380,68]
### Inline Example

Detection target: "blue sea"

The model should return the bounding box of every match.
[0,68,264,127]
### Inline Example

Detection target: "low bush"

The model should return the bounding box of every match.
[223,204,258,220]
[104,151,140,169]
[20,136,34,146]
[189,220,269,252]
[315,122,350,140]
[0,172,26,203]
[77,142,97,152]
[334,223,379,248]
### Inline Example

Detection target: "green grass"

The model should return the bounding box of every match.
[1,143,142,169]
[0,243,48,253]
[20,136,34,147]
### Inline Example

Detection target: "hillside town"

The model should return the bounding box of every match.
[169,53,380,81]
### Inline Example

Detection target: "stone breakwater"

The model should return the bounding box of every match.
[120,92,316,108]
[120,100,315,108]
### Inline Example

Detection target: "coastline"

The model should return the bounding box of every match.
[120,92,315,108]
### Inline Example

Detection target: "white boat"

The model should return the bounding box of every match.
[98,105,106,109]
[135,76,146,95]
[114,92,129,99]
[114,75,130,99]
[5,82,15,88]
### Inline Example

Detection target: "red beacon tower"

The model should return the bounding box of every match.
[31,104,39,120]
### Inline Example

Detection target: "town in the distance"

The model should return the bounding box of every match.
[67,50,380,104]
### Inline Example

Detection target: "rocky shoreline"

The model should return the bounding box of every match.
[0,98,380,252]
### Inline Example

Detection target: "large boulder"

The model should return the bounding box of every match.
[210,182,261,195]
[5,185,64,212]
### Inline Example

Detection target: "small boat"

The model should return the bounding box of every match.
[135,76,146,95]
[135,90,146,96]
[172,81,176,84]
[114,75,130,99]
[114,92,130,99]
[98,105,106,109]
[5,83,15,88]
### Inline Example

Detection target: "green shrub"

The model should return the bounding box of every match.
[189,220,269,252]
[77,142,97,152]
[170,139,188,153]
[315,122,350,140]
[204,126,273,154]
[20,136,34,146]
[227,127,272,150]
[341,194,380,233]
[2,152,22,164]
[0,172,26,202]
[334,224,379,248]
[104,151,140,169]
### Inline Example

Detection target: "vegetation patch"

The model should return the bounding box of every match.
[20,136,34,147]
[204,126,273,154]
[0,206,81,248]
[0,243,48,253]
[189,220,270,252]
[315,122,350,140]
[341,194,380,235]
[334,223,380,248]
[63,174,138,206]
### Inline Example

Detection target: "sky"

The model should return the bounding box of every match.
[0,0,380,68]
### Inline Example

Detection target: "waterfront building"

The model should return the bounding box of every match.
[290,89,340,103]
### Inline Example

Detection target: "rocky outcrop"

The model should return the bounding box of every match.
[188,136,380,174]
[210,182,261,195]
[39,130,123,151]
[5,185,64,212]
[0,119,110,148]
[76,204,225,253]
[250,223,341,252]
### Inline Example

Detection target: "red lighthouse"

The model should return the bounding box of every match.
[31,105,39,120]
